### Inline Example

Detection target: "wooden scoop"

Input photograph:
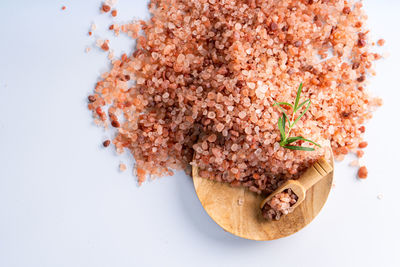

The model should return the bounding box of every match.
[192,148,334,241]
[260,157,333,212]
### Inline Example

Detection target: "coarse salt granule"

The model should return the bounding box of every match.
[119,163,127,172]
[105,0,118,6]
[91,23,97,32]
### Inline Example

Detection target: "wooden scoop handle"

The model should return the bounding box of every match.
[297,158,333,191]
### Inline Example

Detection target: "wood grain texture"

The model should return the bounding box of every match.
[192,149,334,241]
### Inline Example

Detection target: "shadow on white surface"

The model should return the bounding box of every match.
[176,173,267,247]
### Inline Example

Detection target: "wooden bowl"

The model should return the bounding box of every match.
[192,149,334,241]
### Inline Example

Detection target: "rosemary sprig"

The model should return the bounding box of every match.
[274,83,321,151]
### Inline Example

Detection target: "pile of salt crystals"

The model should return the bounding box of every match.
[262,189,298,221]
[88,0,382,194]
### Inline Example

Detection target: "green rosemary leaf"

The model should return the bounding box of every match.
[285,136,304,144]
[283,145,315,151]
[294,83,303,110]
[294,99,309,113]
[282,112,287,130]
[273,102,290,120]
[293,99,311,126]
[278,117,285,140]
[286,136,321,147]
[274,102,293,108]
[298,137,321,147]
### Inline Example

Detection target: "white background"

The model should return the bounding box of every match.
[0,1,399,266]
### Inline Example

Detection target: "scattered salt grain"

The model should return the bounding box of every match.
[350,160,359,167]
[108,50,114,60]
[102,4,111,13]
[358,166,368,179]
[95,39,103,47]
[101,41,109,51]
[105,0,118,6]
[91,23,97,32]
[119,163,127,172]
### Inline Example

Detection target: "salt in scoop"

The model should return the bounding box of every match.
[260,157,333,212]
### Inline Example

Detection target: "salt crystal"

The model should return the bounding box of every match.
[91,23,97,31]
[157,125,163,135]
[350,160,359,166]
[177,54,185,64]
[207,111,216,119]
[238,111,247,119]
[105,0,118,6]
[119,163,127,172]
[247,82,256,89]
[231,144,239,152]
[96,39,103,47]
[208,134,217,143]
[216,123,224,132]
[235,23,242,30]
[245,127,252,134]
